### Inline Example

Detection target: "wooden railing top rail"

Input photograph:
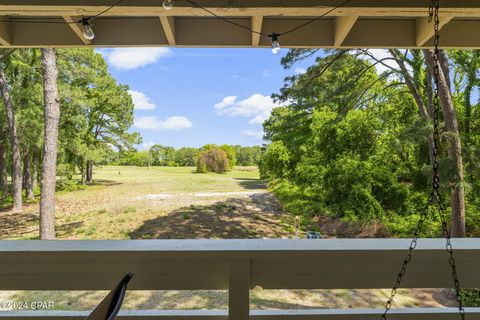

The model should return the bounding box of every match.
[0,239,479,290]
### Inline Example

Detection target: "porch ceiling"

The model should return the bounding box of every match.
[1,0,480,48]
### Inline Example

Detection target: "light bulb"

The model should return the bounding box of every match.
[81,18,95,40]
[163,0,173,10]
[270,33,281,55]
[271,40,281,54]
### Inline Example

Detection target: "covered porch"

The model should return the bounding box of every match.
[0,1,480,48]
[1,1,480,320]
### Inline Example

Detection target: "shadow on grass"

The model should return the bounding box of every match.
[233,178,267,190]
[0,211,38,239]
[0,211,84,239]
[87,179,122,187]
[129,193,288,239]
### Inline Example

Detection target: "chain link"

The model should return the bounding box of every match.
[381,0,466,319]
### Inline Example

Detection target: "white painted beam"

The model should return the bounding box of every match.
[416,15,454,46]
[228,260,250,320]
[251,16,263,47]
[0,239,480,290]
[63,16,91,45]
[159,16,176,45]
[333,15,358,46]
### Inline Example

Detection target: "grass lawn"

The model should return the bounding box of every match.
[0,166,452,311]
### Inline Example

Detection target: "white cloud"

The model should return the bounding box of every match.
[359,49,402,75]
[103,48,172,70]
[241,130,264,139]
[294,67,307,75]
[128,90,156,110]
[214,93,280,125]
[138,141,155,150]
[134,116,192,131]
[214,96,237,110]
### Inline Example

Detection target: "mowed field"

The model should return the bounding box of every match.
[0,166,451,311]
[1,166,290,240]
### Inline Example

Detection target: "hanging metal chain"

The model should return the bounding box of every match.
[381,1,465,319]
[431,0,466,315]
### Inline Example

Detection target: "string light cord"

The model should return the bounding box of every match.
[0,0,127,25]
[0,0,352,46]
[278,0,354,36]
[184,0,268,37]
[184,0,354,38]
[89,0,127,21]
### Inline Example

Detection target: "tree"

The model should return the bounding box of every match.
[424,49,466,237]
[0,51,23,212]
[0,127,7,200]
[8,49,43,201]
[175,147,199,166]
[39,48,60,240]
[196,147,229,173]
[149,145,177,166]
[56,49,138,184]
[259,141,290,179]
[220,144,237,168]
[235,145,262,166]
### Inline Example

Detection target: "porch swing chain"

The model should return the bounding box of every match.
[381,0,466,319]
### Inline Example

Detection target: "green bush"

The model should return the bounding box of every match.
[460,288,480,307]
[196,147,230,173]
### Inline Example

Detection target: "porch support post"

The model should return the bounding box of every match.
[228,259,250,320]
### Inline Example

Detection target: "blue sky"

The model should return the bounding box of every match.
[98,47,313,149]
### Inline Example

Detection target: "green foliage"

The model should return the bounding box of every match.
[175,147,199,166]
[259,141,290,179]
[460,288,480,307]
[196,147,230,173]
[262,49,449,235]
[113,144,262,168]
[219,144,237,167]
[235,145,262,166]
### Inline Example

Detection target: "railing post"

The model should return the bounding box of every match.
[228,259,250,320]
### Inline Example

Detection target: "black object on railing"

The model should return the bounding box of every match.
[85,273,133,320]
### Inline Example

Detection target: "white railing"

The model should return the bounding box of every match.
[0,239,479,319]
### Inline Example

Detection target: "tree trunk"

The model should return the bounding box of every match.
[86,160,93,184]
[0,66,23,212]
[23,149,34,200]
[389,49,436,171]
[424,49,466,238]
[40,48,60,240]
[0,141,8,200]
[80,160,86,185]
[32,146,39,190]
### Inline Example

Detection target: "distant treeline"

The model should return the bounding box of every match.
[109,144,262,167]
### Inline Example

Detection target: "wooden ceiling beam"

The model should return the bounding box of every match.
[416,15,454,46]
[63,16,91,45]
[251,16,263,47]
[3,18,480,49]
[0,19,11,46]
[2,1,480,18]
[334,15,358,46]
[159,16,176,45]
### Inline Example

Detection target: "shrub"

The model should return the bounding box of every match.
[196,147,230,173]
[460,288,480,307]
